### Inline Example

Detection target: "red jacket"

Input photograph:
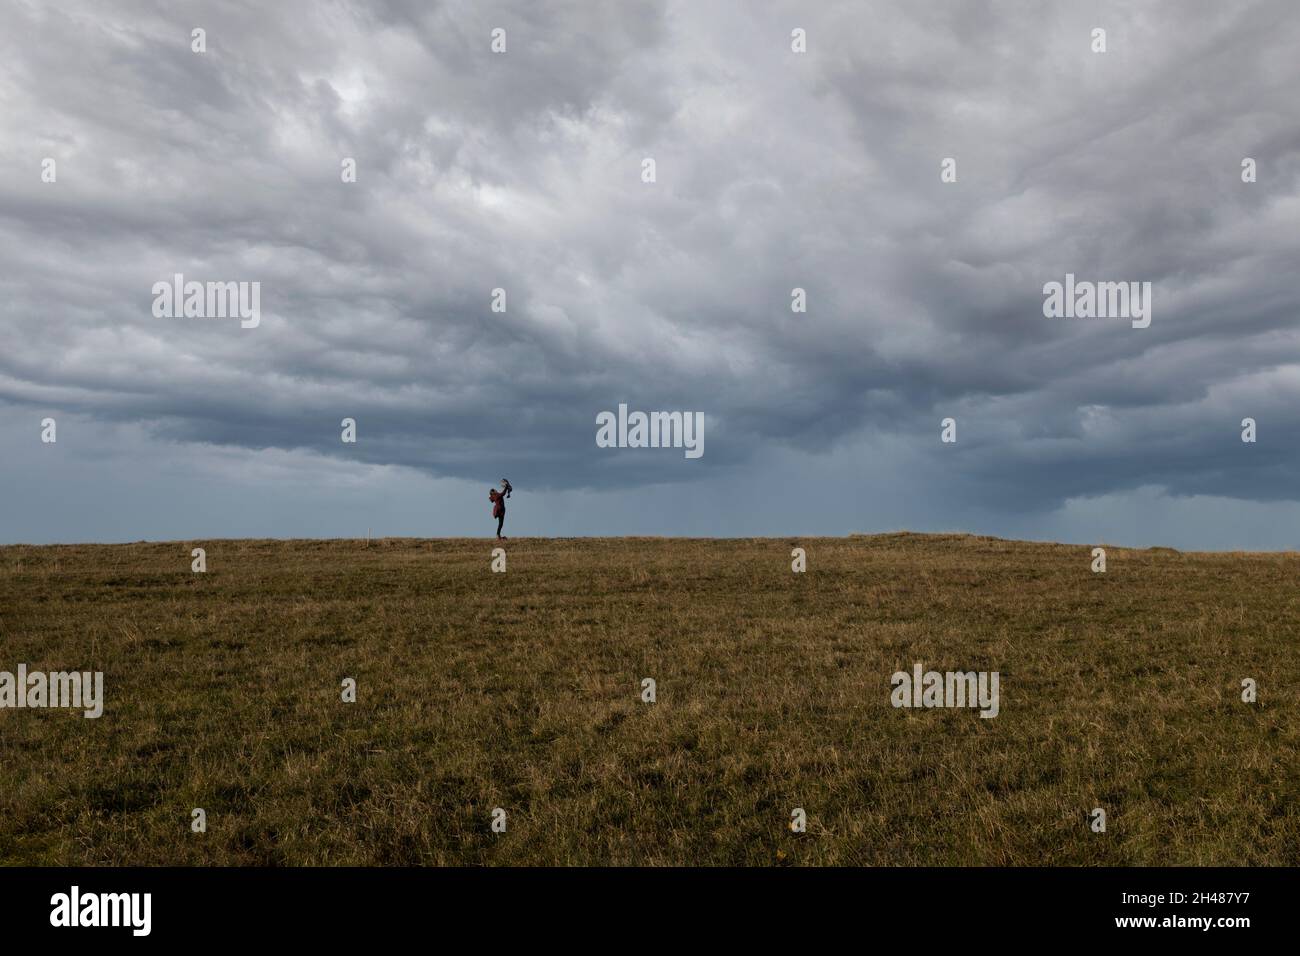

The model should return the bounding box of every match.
[489,490,504,518]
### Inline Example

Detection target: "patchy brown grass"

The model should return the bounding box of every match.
[1,534,1296,865]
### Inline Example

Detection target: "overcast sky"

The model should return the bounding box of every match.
[2,0,1299,547]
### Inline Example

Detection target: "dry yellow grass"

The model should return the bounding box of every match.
[1,534,1296,865]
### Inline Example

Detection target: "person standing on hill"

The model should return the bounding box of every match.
[489,478,512,539]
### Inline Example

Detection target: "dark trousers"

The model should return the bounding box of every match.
[496,512,505,536]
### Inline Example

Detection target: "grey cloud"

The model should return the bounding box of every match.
[2,0,1299,542]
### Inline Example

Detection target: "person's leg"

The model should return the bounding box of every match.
[497,513,504,538]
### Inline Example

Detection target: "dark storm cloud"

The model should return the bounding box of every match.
[1,0,1298,517]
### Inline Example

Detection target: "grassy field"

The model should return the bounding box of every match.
[1,534,1297,866]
